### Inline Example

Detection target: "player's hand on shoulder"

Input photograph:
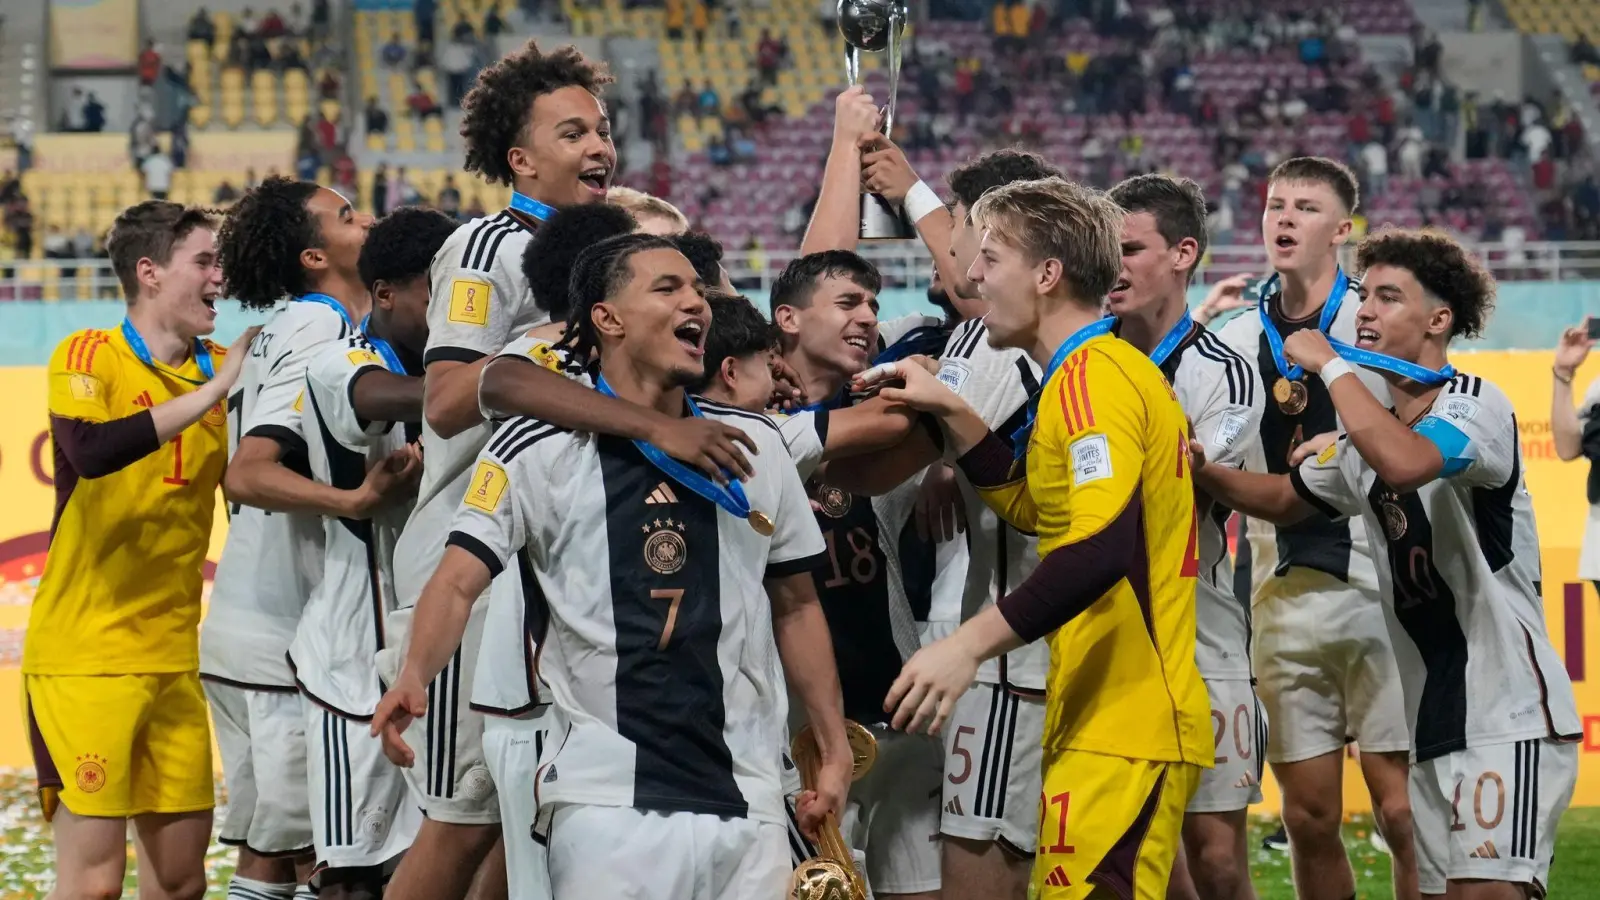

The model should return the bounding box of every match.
[371,670,429,767]
[832,85,881,148]
[885,636,979,735]
[859,132,918,204]
[1287,430,1338,467]
[858,357,959,415]
[649,415,758,484]
[216,325,263,389]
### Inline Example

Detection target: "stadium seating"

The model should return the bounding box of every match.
[1502,0,1598,43]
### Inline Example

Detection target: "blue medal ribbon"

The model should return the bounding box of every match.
[120,318,215,384]
[1327,339,1456,385]
[595,375,755,521]
[509,191,556,223]
[295,292,357,331]
[359,315,406,373]
[1010,317,1116,458]
[1145,309,1194,368]
[1258,268,1350,381]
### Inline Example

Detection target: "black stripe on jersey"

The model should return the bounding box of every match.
[322,711,336,845]
[422,346,489,367]
[991,690,1018,819]
[692,398,784,435]
[1367,479,1468,761]
[308,387,376,543]
[460,212,517,270]
[448,531,506,579]
[487,419,567,462]
[1193,331,1254,407]
[946,319,986,359]
[599,434,747,817]
[1447,373,1483,398]
[971,686,1000,817]
[446,655,462,798]
[786,798,820,866]
[1473,413,1521,573]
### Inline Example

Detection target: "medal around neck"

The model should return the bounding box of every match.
[838,0,914,240]
[1273,376,1308,414]
[1258,269,1349,415]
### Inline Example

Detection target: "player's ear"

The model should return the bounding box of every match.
[1426,299,1454,338]
[136,255,161,295]
[1036,258,1064,296]
[300,246,328,272]
[591,300,625,341]
[1173,236,1201,276]
[772,303,801,337]
[372,279,395,311]
[1333,215,1354,245]
[507,146,537,182]
[719,355,739,390]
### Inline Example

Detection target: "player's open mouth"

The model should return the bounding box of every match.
[1274,234,1297,250]
[1355,327,1380,347]
[674,319,706,356]
[843,335,870,354]
[202,296,218,315]
[579,166,611,195]
[1108,278,1131,299]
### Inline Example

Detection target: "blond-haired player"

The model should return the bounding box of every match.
[607,185,690,235]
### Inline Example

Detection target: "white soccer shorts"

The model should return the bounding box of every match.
[204,681,313,856]
[378,603,499,823]
[1411,738,1577,896]
[304,701,422,870]
[940,682,1043,855]
[1252,568,1411,763]
[484,711,552,900]
[1187,678,1267,814]
[546,805,788,899]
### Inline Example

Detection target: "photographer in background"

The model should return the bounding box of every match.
[1552,319,1600,593]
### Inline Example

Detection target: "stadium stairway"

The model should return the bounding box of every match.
[0,2,44,135]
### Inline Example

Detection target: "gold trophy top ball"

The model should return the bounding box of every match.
[790,858,856,900]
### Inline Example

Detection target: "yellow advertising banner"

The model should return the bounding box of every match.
[1,352,1600,812]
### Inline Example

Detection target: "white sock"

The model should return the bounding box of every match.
[228,875,296,900]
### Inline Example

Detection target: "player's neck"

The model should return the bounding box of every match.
[1384,340,1452,421]
[510,176,555,208]
[602,357,685,418]
[1030,298,1106,370]
[1115,293,1188,356]
[697,382,737,407]
[784,350,845,405]
[366,313,423,373]
[125,300,192,367]
[1276,258,1340,321]
[306,274,372,322]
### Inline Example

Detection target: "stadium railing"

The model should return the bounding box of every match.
[5,241,1600,300]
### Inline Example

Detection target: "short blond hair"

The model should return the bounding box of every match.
[607,186,689,234]
[969,176,1123,304]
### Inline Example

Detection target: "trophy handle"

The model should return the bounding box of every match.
[882,7,904,138]
[844,43,862,87]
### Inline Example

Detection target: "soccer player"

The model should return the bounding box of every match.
[383,40,617,900]
[204,176,392,900]
[1215,157,1419,900]
[373,234,853,898]
[1105,174,1266,900]
[1191,229,1581,900]
[607,185,689,235]
[24,201,255,900]
[876,177,1211,900]
[291,207,456,897]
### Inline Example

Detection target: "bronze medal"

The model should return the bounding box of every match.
[748,509,776,536]
[1274,377,1308,415]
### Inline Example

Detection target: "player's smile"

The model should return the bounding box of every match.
[673,314,707,359]
[579,162,612,198]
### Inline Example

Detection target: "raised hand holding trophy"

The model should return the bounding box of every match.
[837,0,915,240]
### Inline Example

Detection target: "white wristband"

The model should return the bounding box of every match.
[902,180,944,225]
[1319,357,1355,388]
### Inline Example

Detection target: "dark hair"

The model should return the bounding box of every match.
[1354,228,1495,340]
[1269,156,1361,214]
[460,40,614,186]
[522,203,638,320]
[946,149,1062,211]
[1109,174,1210,278]
[358,206,459,293]
[554,232,681,368]
[106,200,219,300]
[768,250,881,316]
[700,292,776,388]
[216,176,321,309]
[671,231,725,288]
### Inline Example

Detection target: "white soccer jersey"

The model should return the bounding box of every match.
[1577,376,1600,581]
[1291,373,1582,760]
[1161,323,1265,680]
[1218,280,1389,594]
[395,210,541,612]
[933,318,1048,690]
[289,337,419,718]
[203,299,352,688]
[472,333,586,717]
[444,405,825,825]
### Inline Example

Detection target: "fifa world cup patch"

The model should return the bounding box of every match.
[449,278,492,326]
[1069,432,1112,485]
[67,372,100,401]
[464,459,509,512]
[348,348,383,367]
[1316,442,1338,465]
[528,341,562,373]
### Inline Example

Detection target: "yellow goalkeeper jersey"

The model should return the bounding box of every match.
[978,333,1210,766]
[23,326,229,675]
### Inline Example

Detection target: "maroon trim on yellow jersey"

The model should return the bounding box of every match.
[1086,764,1168,899]
[47,412,161,541]
[956,430,1023,490]
[995,492,1144,644]
[24,693,64,795]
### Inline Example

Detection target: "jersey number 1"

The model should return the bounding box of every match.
[164,434,191,486]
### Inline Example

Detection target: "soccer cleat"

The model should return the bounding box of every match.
[1261,824,1289,852]
[1370,828,1391,856]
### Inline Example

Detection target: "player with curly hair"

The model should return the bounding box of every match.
[202,177,395,900]
[1193,227,1580,900]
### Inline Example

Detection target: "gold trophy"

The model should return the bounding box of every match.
[789,720,879,900]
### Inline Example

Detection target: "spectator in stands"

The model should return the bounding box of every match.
[691,0,709,52]
[9,117,31,171]
[240,6,261,37]
[709,135,731,166]
[415,0,436,45]
[72,226,94,260]
[6,196,33,259]
[260,7,286,37]
[1397,124,1425,179]
[371,163,390,216]
[187,7,216,46]
[331,153,357,197]
[698,80,721,121]
[314,109,339,154]
[1360,137,1388,198]
[437,175,463,219]
[365,96,390,135]
[319,67,342,99]
[382,32,409,68]
[214,181,240,204]
[675,79,698,119]
[140,147,174,200]
[81,93,106,134]
[43,225,72,262]
[441,34,476,106]
[485,5,508,36]
[666,0,686,40]
[756,29,784,86]
[247,34,274,71]
[286,2,308,36]
[138,40,162,86]
[1575,34,1600,68]
[276,40,308,72]
[407,82,443,119]
[0,173,17,206]
[725,4,742,40]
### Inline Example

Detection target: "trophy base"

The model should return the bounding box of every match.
[859,193,916,241]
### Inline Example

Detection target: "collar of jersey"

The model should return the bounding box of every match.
[113,326,211,383]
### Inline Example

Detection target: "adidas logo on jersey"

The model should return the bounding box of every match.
[1044,865,1072,887]
[646,482,679,505]
[1469,840,1500,860]
[944,797,964,816]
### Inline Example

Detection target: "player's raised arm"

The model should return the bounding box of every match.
[799,85,882,255]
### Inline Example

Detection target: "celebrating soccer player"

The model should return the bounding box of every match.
[1106,174,1266,900]
[874,177,1211,900]
[1215,158,1420,900]
[1192,228,1581,900]
[374,234,852,898]
[24,201,256,900]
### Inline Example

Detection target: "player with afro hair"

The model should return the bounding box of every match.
[217,176,373,311]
